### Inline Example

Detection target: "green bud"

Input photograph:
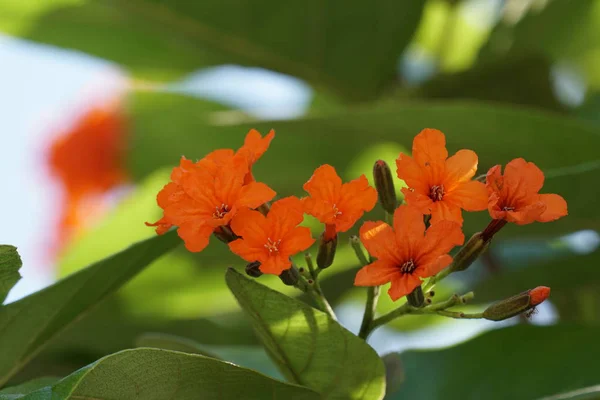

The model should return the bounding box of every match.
[316,233,337,269]
[373,160,397,214]
[245,261,263,278]
[213,226,238,243]
[450,232,489,273]
[407,286,425,308]
[483,286,550,321]
[279,267,300,286]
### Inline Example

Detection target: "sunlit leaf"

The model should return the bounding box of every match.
[0,245,21,304]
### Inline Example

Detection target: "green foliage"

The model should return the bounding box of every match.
[389,325,600,400]
[0,349,319,400]
[0,246,21,304]
[0,233,179,386]
[226,268,386,400]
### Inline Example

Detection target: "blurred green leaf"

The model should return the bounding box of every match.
[1,349,319,400]
[0,0,426,99]
[226,268,386,400]
[129,92,600,238]
[389,325,600,400]
[136,333,283,379]
[0,378,59,396]
[0,232,180,386]
[0,245,21,304]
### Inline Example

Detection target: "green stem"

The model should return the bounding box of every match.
[298,254,336,320]
[435,310,484,319]
[304,252,318,279]
[358,286,381,339]
[350,236,370,265]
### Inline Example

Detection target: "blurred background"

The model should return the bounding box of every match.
[1,0,600,398]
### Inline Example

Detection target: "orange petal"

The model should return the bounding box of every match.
[445,180,488,211]
[536,194,568,222]
[430,201,463,225]
[416,221,464,264]
[418,254,453,277]
[412,128,448,183]
[485,165,503,195]
[302,197,336,224]
[281,226,315,256]
[229,238,266,263]
[396,153,430,194]
[503,158,545,202]
[230,208,268,245]
[242,129,275,163]
[303,164,342,203]
[505,202,546,225]
[259,254,291,275]
[269,196,305,238]
[388,273,422,301]
[177,222,214,252]
[401,188,433,214]
[487,192,506,220]
[359,221,401,262]
[335,175,377,232]
[393,205,426,260]
[444,149,478,187]
[236,182,276,209]
[354,259,399,286]
[205,148,235,165]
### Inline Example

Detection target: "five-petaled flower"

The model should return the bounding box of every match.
[302,164,377,241]
[486,158,568,225]
[228,196,315,274]
[146,153,275,252]
[396,128,488,225]
[355,205,464,301]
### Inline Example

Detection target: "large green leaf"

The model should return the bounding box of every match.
[226,268,386,400]
[129,92,600,238]
[0,349,319,400]
[0,232,180,386]
[388,325,600,400]
[0,0,426,99]
[0,246,22,304]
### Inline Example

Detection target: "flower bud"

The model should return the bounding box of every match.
[373,160,397,214]
[213,226,238,243]
[316,232,337,269]
[406,285,425,308]
[483,286,550,321]
[449,232,489,273]
[279,266,300,286]
[245,261,263,278]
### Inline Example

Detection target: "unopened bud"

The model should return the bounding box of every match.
[256,202,271,216]
[450,232,489,273]
[245,261,263,278]
[483,286,551,321]
[317,232,337,269]
[373,160,397,214]
[213,226,238,243]
[279,267,300,286]
[406,286,425,308]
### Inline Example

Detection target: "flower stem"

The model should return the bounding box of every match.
[300,253,337,320]
[350,235,369,266]
[358,286,381,339]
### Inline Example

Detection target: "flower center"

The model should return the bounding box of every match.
[400,259,416,275]
[502,206,515,211]
[264,237,282,253]
[212,203,230,219]
[429,185,444,202]
[332,204,342,218]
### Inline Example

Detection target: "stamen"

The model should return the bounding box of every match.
[430,185,444,202]
[400,259,416,274]
[264,237,282,253]
[332,204,342,217]
[212,203,230,219]
[502,206,515,211]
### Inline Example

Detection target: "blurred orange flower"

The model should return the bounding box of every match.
[229,196,315,274]
[355,205,464,301]
[49,105,127,246]
[396,128,488,225]
[147,154,275,252]
[486,158,568,224]
[302,164,377,241]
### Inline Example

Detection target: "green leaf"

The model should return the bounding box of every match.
[0,246,22,304]
[225,268,386,400]
[388,325,600,400]
[136,332,283,379]
[0,349,319,400]
[0,378,59,396]
[0,0,426,99]
[0,232,180,386]
[129,92,600,238]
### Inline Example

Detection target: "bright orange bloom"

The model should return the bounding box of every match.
[147,154,276,252]
[355,205,464,301]
[302,164,377,240]
[396,128,488,225]
[486,158,568,224]
[49,104,127,246]
[229,197,315,274]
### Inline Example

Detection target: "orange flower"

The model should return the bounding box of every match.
[486,158,568,225]
[228,197,315,274]
[355,205,464,301]
[146,154,275,252]
[396,128,488,225]
[302,165,377,240]
[49,104,127,246]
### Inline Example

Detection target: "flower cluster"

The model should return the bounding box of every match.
[148,127,567,305]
